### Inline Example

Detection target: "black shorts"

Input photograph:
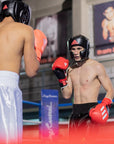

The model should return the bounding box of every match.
[69,103,97,131]
[69,102,101,143]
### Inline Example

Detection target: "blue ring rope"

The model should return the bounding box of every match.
[23,99,114,107]
[23,100,41,106]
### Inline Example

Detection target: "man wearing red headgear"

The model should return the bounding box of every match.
[52,35,114,143]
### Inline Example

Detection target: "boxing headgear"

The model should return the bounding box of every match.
[0,0,31,25]
[67,35,90,61]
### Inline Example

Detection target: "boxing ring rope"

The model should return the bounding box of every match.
[23,100,73,129]
[23,100,41,107]
[23,99,114,124]
[23,100,72,123]
[23,99,114,107]
[23,100,73,107]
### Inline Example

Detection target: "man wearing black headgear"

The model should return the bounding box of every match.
[0,0,47,143]
[52,35,114,143]
[68,35,90,67]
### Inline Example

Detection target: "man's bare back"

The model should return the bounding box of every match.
[0,17,39,76]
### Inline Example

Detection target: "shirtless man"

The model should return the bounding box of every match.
[101,6,114,42]
[52,35,114,142]
[0,0,47,143]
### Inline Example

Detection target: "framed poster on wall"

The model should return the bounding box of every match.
[35,10,72,64]
[93,1,114,56]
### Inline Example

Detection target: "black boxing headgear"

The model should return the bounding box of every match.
[67,35,90,61]
[0,0,31,25]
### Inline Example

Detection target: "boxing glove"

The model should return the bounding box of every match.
[89,97,112,124]
[52,57,69,88]
[34,29,47,61]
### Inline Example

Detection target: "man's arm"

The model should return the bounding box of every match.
[24,26,40,77]
[89,62,114,124]
[61,69,73,99]
[52,57,72,99]
[97,63,114,99]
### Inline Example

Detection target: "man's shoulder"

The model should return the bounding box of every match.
[14,22,34,37]
[15,22,33,31]
[90,59,105,71]
[86,59,106,76]
[87,59,103,67]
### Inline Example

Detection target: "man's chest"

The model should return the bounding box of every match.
[69,67,97,86]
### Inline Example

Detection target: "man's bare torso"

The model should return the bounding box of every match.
[68,59,101,104]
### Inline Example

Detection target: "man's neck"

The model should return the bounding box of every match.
[2,16,14,24]
[70,58,89,68]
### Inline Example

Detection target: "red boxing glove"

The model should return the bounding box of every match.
[52,57,69,88]
[89,97,112,124]
[34,29,47,61]
[52,57,69,71]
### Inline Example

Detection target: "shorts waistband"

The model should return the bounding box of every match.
[0,71,19,88]
[72,103,98,114]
